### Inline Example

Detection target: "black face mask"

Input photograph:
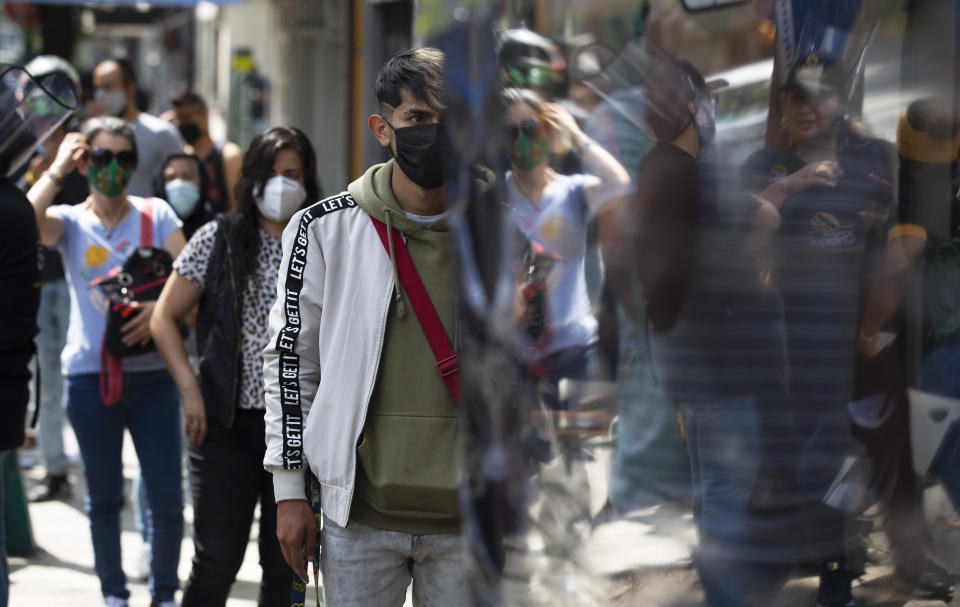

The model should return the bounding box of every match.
[178,122,202,144]
[383,118,450,190]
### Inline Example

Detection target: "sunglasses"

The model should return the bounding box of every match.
[506,118,541,142]
[89,148,137,169]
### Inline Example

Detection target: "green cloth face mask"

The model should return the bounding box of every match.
[88,160,130,197]
[509,131,549,171]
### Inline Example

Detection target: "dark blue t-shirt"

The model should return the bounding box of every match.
[742,133,897,402]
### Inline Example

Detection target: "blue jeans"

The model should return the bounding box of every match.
[679,396,767,606]
[34,279,70,476]
[66,370,183,601]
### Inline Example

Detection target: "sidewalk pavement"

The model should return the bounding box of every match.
[9,425,321,606]
[9,420,960,606]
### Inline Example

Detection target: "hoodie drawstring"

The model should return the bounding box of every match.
[384,210,408,320]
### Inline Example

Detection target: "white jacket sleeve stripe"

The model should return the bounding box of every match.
[274,204,320,469]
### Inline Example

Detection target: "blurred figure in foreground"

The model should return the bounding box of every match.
[614,53,788,606]
[21,55,87,503]
[0,62,78,607]
[743,58,905,607]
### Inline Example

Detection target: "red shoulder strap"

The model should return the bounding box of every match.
[369,216,461,409]
[139,197,154,249]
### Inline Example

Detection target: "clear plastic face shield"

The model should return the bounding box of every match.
[409,0,957,604]
[0,66,79,178]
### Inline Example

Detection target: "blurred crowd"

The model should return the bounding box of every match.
[0,3,959,607]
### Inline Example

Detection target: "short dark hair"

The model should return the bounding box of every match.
[375,47,445,113]
[171,86,207,110]
[81,116,138,166]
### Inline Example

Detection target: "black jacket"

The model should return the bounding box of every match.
[0,179,39,450]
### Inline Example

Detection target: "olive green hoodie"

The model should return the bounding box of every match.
[346,160,462,534]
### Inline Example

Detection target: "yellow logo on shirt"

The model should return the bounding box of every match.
[809,212,857,250]
[85,244,109,268]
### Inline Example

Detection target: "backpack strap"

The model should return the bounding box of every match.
[100,334,123,406]
[139,197,154,249]
[368,215,461,408]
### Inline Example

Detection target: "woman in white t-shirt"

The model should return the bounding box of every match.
[28,117,185,607]
[503,87,630,404]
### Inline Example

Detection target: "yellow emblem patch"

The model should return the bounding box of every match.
[85,244,109,268]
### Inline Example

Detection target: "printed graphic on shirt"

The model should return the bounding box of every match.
[769,164,789,182]
[808,211,859,251]
[85,244,109,268]
[276,193,357,469]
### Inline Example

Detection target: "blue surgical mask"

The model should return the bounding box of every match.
[164,179,201,219]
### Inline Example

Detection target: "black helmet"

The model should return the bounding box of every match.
[498,27,566,90]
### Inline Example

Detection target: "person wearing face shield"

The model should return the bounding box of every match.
[258,48,486,605]
[170,89,243,214]
[741,58,911,607]
[150,126,320,606]
[0,63,78,607]
[153,153,212,240]
[91,58,183,198]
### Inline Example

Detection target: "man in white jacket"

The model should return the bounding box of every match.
[263,48,470,605]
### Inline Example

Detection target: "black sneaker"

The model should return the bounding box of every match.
[28,474,72,502]
[894,558,954,600]
[816,560,859,607]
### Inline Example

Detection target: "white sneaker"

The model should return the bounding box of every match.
[105,597,128,607]
[136,542,151,580]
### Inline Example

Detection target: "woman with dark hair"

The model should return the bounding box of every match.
[741,65,907,607]
[151,126,320,606]
[153,153,212,239]
[27,116,186,607]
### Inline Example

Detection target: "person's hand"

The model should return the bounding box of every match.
[542,103,587,153]
[277,499,318,584]
[120,300,156,347]
[785,160,842,193]
[49,132,88,177]
[181,387,207,445]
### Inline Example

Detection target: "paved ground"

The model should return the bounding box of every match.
[9,427,322,607]
[8,421,960,606]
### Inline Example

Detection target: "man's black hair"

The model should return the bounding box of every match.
[374,48,444,113]
[171,87,207,110]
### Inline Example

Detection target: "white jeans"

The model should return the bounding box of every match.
[320,515,469,606]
